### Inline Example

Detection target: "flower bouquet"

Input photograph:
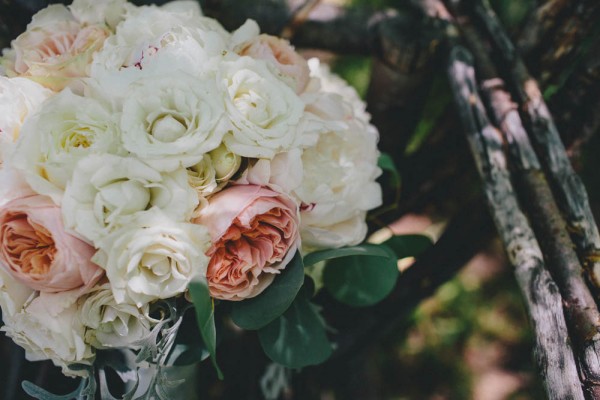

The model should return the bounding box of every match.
[0,0,429,398]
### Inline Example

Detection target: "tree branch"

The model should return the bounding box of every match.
[471,0,600,293]
[447,45,585,400]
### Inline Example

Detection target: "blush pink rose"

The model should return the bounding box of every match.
[239,34,310,94]
[0,195,103,292]
[195,185,300,301]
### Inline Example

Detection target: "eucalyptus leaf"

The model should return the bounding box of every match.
[189,277,223,379]
[383,234,433,259]
[231,251,304,330]
[303,243,395,267]
[322,244,399,306]
[22,378,90,400]
[258,285,333,369]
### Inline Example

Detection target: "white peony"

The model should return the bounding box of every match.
[92,210,211,307]
[90,4,229,94]
[62,154,198,245]
[10,89,123,204]
[2,289,94,376]
[295,60,382,250]
[221,56,305,158]
[78,283,154,349]
[120,72,227,171]
[0,77,52,163]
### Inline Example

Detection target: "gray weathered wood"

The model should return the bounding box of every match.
[448,45,586,400]
[473,0,600,292]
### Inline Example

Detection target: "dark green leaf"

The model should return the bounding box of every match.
[378,152,401,189]
[258,286,332,369]
[170,343,209,366]
[323,244,399,306]
[231,251,304,330]
[383,234,433,259]
[303,243,394,267]
[189,278,223,379]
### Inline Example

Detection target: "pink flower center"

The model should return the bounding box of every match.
[1,212,56,275]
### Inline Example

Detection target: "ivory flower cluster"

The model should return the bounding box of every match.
[0,0,382,374]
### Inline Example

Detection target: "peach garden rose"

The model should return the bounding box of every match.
[0,194,103,292]
[195,184,300,301]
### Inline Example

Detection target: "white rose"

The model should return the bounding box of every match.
[63,154,198,245]
[295,61,382,250]
[0,77,52,163]
[92,210,211,307]
[221,57,305,158]
[120,72,227,172]
[78,283,154,349]
[2,290,94,376]
[90,5,229,94]
[0,264,35,324]
[10,89,123,204]
[69,0,130,30]
[1,4,110,91]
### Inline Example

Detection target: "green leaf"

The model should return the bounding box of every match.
[188,278,223,379]
[303,243,395,267]
[378,152,401,189]
[322,244,399,307]
[258,285,332,369]
[231,251,304,330]
[383,234,433,259]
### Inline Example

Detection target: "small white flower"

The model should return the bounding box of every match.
[221,56,305,158]
[92,210,211,307]
[78,283,155,349]
[63,154,198,245]
[120,72,227,172]
[10,89,123,204]
[187,143,241,210]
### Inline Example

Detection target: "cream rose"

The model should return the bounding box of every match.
[120,72,227,172]
[0,194,103,292]
[93,210,211,307]
[62,154,198,245]
[78,283,155,349]
[194,185,300,301]
[11,89,123,204]
[187,143,242,209]
[1,4,109,91]
[69,0,130,31]
[237,23,310,94]
[0,77,52,163]
[295,60,382,250]
[2,290,94,376]
[220,57,305,159]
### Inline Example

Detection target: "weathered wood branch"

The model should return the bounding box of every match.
[471,0,600,292]
[447,9,600,395]
[447,45,585,400]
